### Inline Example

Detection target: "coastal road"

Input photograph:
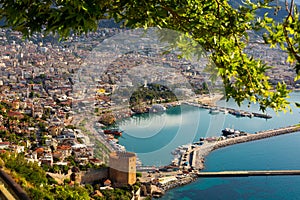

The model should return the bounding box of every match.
[71,114,115,153]
[84,117,115,152]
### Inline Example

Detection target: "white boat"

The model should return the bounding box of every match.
[209,108,220,114]
[149,104,166,113]
[219,108,229,114]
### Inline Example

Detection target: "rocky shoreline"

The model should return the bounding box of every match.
[160,174,198,191]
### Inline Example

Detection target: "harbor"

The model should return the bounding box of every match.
[117,92,300,199]
[172,124,300,170]
[137,124,300,197]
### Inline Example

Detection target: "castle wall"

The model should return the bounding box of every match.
[80,168,109,184]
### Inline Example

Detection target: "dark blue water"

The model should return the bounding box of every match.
[116,91,300,199]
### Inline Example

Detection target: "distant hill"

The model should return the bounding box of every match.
[229,0,291,22]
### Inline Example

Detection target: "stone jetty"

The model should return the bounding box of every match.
[175,124,300,170]
[197,170,300,177]
[139,124,300,198]
[214,125,300,150]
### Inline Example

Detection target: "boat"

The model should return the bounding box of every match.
[219,108,229,114]
[222,128,244,136]
[222,128,236,136]
[103,129,122,136]
[234,111,242,117]
[209,108,220,114]
[149,104,166,113]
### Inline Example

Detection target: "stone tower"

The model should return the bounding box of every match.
[109,151,136,187]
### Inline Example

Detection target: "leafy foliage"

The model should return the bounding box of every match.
[0,152,90,200]
[100,188,133,200]
[130,83,178,107]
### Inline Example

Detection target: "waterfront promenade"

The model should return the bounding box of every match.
[183,124,300,170]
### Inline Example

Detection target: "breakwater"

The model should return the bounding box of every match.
[213,125,300,150]
[175,124,300,170]
[160,175,197,191]
[197,170,300,177]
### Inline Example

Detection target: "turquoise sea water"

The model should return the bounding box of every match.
[115,91,300,199]
[161,133,300,200]
[118,92,300,166]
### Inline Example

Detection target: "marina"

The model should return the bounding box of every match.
[139,123,300,197]
[120,92,300,199]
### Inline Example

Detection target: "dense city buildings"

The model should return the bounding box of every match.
[0,25,297,199]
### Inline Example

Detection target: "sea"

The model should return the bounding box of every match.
[115,91,300,200]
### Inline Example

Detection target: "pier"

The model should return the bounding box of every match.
[183,102,272,119]
[197,170,300,177]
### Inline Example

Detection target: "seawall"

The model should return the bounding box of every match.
[190,124,300,170]
[213,125,300,150]
[197,170,300,177]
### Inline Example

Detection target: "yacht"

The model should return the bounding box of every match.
[209,108,220,114]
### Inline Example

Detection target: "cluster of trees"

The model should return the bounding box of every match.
[100,188,133,200]
[1,153,48,187]
[98,112,117,126]
[130,83,178,107]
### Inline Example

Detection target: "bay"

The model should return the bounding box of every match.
[117,92,300,166]
[161,133,300,200]
[115,91,300,199]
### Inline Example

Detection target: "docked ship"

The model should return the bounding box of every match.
[103,129,123,136]
[209,108,220,115]
[222,128,241,136]
[149,104,166,113]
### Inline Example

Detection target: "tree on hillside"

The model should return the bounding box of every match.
[1,0,300,111]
